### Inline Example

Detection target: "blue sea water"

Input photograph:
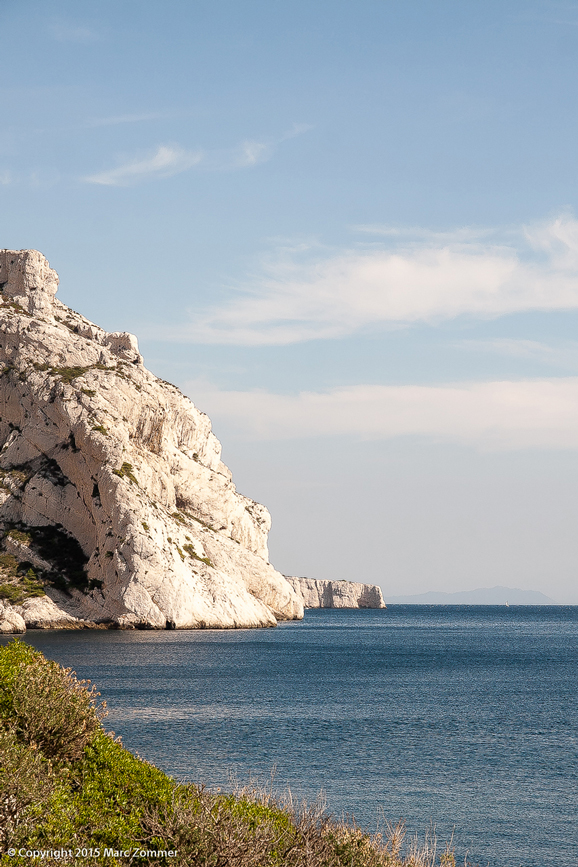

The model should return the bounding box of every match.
[3,605,577,867]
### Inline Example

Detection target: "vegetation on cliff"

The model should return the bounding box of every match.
[0,641,461,866]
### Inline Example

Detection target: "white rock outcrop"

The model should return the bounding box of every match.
[0,249,303,630]
[0,601,26,633]
[286,576,386,609]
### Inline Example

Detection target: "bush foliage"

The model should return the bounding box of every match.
[0,641,465,866]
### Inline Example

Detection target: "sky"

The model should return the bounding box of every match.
[2,0,578,602]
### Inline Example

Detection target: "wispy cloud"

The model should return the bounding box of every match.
[0,168,60,188]
[456,338,578,369]
[200,139,272,171]
[353,223,498,242]
[236,140,269,167]
[185,377,578,451]
[84,145,203,186]
[170,214,578,345]
[83,124,312,186]
[85,113,164,128]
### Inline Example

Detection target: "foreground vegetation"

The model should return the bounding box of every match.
[0,641,463,866]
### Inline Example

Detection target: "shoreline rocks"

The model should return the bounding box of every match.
[0,249,304,631]
[0,601,26,633]
[285,576,386,609]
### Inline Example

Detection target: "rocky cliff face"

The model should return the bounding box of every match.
[286,577,386,609]
[0,250,303,631]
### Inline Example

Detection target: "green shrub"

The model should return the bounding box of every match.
[0,553,19,576]
[50,366,90,383]
[20,569,45,598]
[183,544,213,568]
[1,524,87,598]
[0,642,104,763]
[112,462,138,485]
[0,561,45,603]
[38,364,116,386]
[7,529,31,545]
[0,726,55,847]
[0,584,23,603]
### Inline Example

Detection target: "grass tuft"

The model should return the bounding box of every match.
[183,544,213,567]
[7,529,31,545]
[112,462,138,485]
[49,366,90,383]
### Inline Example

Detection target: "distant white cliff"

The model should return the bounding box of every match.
[0,249,303,632]
[286,576,386,609]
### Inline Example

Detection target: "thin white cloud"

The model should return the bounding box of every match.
[174,214,578,345]
[237,140,270,167]
[0,169,61,188]
[201,139,272,171]
[353,223,498,242]
[457,338,578,368]
[83,124,311,186]
[185,377,578,450]
[84,145,203,186]
[279,122,315,141]
[86,113,164,128]
[208,124,311,171]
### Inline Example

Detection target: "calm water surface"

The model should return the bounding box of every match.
[3,606,577,867]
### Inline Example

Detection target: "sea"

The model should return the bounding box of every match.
[2,605,577,867]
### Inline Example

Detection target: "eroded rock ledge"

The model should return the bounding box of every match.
[0,249,303,631]
[286,576,386,609]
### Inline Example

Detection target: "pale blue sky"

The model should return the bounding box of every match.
[3,0,578,600]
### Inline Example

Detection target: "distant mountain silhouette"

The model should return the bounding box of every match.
[385,585,556,604]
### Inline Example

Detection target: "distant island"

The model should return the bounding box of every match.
[385,585,556,605]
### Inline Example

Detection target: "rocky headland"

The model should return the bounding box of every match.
[0,249,303,632]
[286,576,386,609]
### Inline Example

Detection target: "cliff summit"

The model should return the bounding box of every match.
[0,250,303,631]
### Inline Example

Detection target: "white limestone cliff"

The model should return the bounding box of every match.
[0,250,303,630]
[286,576,386,609]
